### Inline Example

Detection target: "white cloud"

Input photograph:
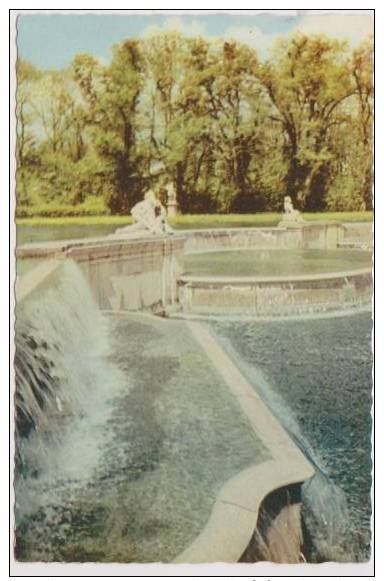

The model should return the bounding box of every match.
[139,13,373,60]
[96,55,107,66]
[219,14,373,59]
[296,13,373,45]
[140,19,275,61]
[141,16,206,39]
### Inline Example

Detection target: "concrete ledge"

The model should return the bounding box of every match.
[16,234,186,260]
[173,322,314,563]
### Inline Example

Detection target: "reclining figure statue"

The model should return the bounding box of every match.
[111,190,174,238]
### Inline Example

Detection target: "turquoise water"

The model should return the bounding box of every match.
[185,249,372,277]
[211,312,373,561]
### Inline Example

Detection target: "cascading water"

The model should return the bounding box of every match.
[14,251,372,564]
[15,260,265,563]
[14,261,127,555]
[210,315,372,562]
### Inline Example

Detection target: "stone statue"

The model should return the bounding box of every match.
[111,189,174,238]
[166,182,178,217]
[278,195,305,227]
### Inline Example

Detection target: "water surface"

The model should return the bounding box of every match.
[211,312,373,561]
[185,249,372,278]
[16,304,267,562]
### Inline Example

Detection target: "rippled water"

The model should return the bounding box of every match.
[211,312,373,562]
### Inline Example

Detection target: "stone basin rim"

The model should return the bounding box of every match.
[179,266,372,285]
[168,303,372,323]
[173,459,313,564]
[173,321,315,564]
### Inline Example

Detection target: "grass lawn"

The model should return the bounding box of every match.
[17,211,373,229]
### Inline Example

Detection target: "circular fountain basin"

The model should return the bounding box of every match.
[179,249,372,317]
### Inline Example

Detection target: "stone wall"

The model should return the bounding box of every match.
[17,236,186,312]
[340,222,373,249]
[16,221,371,315]
[68,236,186,312]
[178,270,372,317]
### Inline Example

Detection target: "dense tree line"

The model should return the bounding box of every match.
[16,32,373,216]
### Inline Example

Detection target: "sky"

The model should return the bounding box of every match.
[16,10,374,70]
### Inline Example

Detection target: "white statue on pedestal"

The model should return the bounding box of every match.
[112,190,174,238]
[279,195,305,227]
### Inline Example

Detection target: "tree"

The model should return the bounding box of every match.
[15,30,373,217]
[259,34,357,210]
[351,37,373,209]
[73,41,144,213]
[16,60,41,205]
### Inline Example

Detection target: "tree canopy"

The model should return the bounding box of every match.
[15,31,373,217]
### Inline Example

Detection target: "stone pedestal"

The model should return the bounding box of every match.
[167,202,178,217]
[277,221,345,249]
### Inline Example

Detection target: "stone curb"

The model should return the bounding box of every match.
[179,267,372,285]
[173,322,314,564]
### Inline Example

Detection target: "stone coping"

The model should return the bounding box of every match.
[179,227,284,233]
[16,219,371,262]
[16,234,186,259]
[173,322,314,564]
[16,229,278,259]
[179,266,372,286]
[169,304,372,324]
[178,222,343,234]
[16,221,371,256]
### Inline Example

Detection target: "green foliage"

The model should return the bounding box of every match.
[17,195,108,218]
[15,31,373,217]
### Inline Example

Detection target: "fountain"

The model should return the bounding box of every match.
[178,248,372,318]
[15,260,316,563]
[13,210,372,565]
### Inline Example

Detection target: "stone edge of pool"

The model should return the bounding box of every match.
[16,224,373,317]
[178,266,372,285]
[15,221,373,260]
[173,321,315,564]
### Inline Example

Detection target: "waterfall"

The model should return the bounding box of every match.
[209,326,360,562]
[14,261,127,521]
